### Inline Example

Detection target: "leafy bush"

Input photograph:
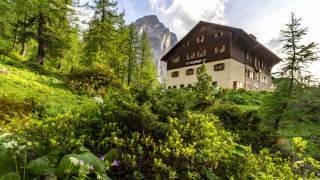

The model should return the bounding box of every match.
[0,96,33,122]
[219,89,268,105]
[67,65,121,96]
[208,103,276,151]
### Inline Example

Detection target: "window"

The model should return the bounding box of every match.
[214,32,224,38]
[212,81,218,86]
[186,42,190,46]
[247,71,254,79]
[168,86,171,89]
[220,45,226,53]
[196,36,205,43]
[214,63,225,71]
[173,86,177,89]
[180,84,185,88]
[172,56,180,63]
[191,52,196,59]
[214,45,226,54]
[198,49,207,58]
[186,54,190,60]
[246,53,250,60]
[257,74,261,81]
[172,71,179,78]
[188,84,192,88]
[214,47,218,54]
[186,68,194,75]
[233,81,242,89]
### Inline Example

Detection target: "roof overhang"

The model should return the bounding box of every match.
[161,21,282,66]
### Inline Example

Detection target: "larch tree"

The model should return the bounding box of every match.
[84,0,124,66]
[125,23,139,86]
[271,12,319,130]
[0,0,17,51]
[137,31,156,83]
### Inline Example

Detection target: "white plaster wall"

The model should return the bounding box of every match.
[165,59,245,89]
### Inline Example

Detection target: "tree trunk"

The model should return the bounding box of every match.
[273,102,288,130]
[12,32,18,51]
[37,13,45,65]
[20,15,28,57]
[20,41,27,56]
[128,41,132,86]
[37,42,45,65]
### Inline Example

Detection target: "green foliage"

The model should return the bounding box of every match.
[27,156,54,176]
[267,13,319,130]
[0,148,14,175]
[83,0,126,72]
[195,64,216,107]
[208,103,276,151]
[0,56,95,116]
[0,172,20,180]
[0,96,32,122]
[67,65,121,96]
[136,31,157,83]
[1,5,320,180]
[57,152,104,175]
[219,88,268,105]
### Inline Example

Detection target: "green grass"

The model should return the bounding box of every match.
[0,55,94,116]
[278,120,320,157]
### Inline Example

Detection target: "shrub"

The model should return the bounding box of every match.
[208,103,276,151]
[0,96,33,122]
[219,89,268,105]
[67,65,121,96]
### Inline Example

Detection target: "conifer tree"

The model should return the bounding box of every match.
[195,63,215,107]
[13,0,35,57]
[0,0,21,51]
[125,24,139,86]
[84,0,124,66]
[34,0,75,65]
[137,31,156,82]
[270,13,318,130]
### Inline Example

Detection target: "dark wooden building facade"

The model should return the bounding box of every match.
[161,21,281,90]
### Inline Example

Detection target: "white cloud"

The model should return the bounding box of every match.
[148,0,228,39]
[222,0,320,79]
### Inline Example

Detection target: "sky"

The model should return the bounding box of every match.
[81,0,320,78]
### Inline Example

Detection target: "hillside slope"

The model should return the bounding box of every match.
[0,55,94,116]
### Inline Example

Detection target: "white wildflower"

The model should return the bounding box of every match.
[3,140,18,149]
[0,133,13,140]
[69,157,80,165]
[93,96,104,105]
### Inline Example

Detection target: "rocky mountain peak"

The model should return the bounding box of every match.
[134,15,177,82]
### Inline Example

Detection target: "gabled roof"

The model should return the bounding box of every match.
[161,21,282,65]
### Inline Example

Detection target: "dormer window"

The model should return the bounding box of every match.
[172,56,180,63]
[196,36,205,43]
[214,47,218,54]
[214,45,226,54]
[220,45,226,53]
[214,32,224,38]
[191,52,196,59]
[198,49,207,58]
